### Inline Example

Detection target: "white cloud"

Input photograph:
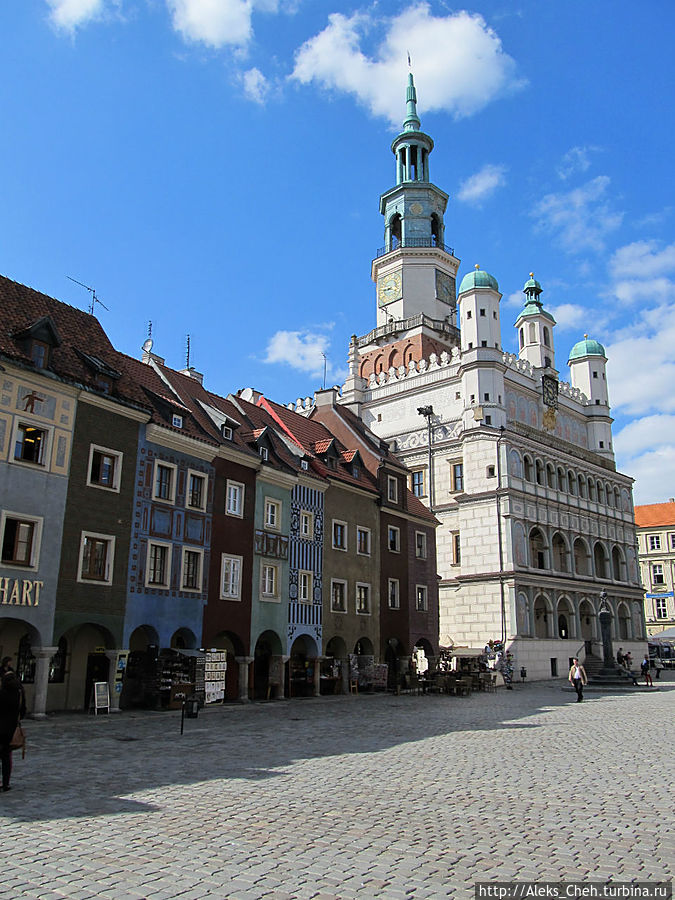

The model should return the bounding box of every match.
[557,146,600,180]
[264,328,332,379]
[606,304,675,416]
[46,0,104,30]
[549,303,587,330]
[166,0,278,49]
[457,164,507,205]
[613,414,675,459]
[241,67,269,103]
[610,240,675,279]
[615,445,675,506]
[531,176,623,254]
[291,5,524,125]
[504,290,524,309]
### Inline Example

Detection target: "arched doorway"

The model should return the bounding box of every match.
[413,637,434,674]
[557,597,573,639]
[579,600,595,647]
[534,595,551,639]
[352,637,374,690]
[210,631,245,701]
[253,630,283,701]
[384,637,407,690]
[62,622,115,711]
[170,627,197,650]
[288,634,319,698]
[617,602,631,640]
[325,636,348,694]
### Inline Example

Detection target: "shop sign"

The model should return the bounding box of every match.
[0,578,44,606]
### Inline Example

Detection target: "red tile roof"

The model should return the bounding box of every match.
[635,501,675,528]
[0,274,149,410]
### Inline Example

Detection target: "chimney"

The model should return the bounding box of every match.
[314,387,340,408]
[179,366,204,385]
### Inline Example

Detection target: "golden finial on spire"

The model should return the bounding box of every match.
[584,333,588,339]
[529,272,534,278]
[474,263,480,270]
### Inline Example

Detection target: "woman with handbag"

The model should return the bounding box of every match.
[0,672,26,792]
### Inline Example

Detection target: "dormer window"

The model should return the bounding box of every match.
[30,340,50,368]
[301,460,309,471]
[172,414,183,429]
[221,425,233,440]
[95,375,113,394]
[260,447,269,461]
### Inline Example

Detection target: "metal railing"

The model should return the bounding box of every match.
[376,238,454,258]
[355,313,458,348]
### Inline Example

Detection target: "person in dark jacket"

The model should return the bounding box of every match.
[0,672,26,792]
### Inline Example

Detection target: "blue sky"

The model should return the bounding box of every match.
[1,1,673,504]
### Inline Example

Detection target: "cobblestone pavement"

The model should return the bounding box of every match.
[1,676,674,900]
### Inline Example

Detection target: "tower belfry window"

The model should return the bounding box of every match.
[389,213,402,251]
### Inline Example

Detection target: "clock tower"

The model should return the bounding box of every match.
[372,74,461,328]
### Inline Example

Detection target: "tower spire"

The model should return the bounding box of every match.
[403,72,421,132]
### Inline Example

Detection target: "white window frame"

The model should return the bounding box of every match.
[387,475,399,503]
[264,497,281,531]
[77,531,115,585]
[410,468,426,498]
[649,534,661,551]
[145,540,172,588]
[652,564,665,586]
[415,531,427,559]
[416,584,428,611]
[388,578,400,609]
[220,554,242,600]
[186,469,207,511]
[300,511,313,539]
[356,526,371,556]
[388,525,401,553]
[225,480,244,517]
[355,582,371,615]
[11,419,52,469]
[0,510,43,571]
[261,561,280,601]
[298,569,312,603]
[86,444,123,492]
[172,414,183,429]
[180,546,204,592]
[152,460,177,504]
[655,596,668,619]
[670,533,675,551]
[332,519,347,551]
[330,579,347,613]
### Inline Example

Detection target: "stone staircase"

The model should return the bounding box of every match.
[582,651,646,690]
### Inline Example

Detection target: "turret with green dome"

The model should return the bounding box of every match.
[458,265,499,294]
[515,274,557,370]
[568,335,606,362]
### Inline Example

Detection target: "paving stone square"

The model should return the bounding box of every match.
[1,678,673,899]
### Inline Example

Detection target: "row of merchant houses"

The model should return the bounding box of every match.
[0,275,438,714]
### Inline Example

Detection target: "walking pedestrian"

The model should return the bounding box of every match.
[0,671,26,792]
[616,648,624,667]
[641,655,653,686]
[568,657,588,702]
[0,657,13,677]
[654,657,663,679]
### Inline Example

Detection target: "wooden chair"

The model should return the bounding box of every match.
[349,678,359,694]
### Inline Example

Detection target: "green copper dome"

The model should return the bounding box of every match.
[458,266,499,294]
[568,336,606,362]
[523,275,542,293]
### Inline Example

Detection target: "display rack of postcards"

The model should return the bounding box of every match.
[158,649,192,704]
[349,654,375,689]
[204,649,227,703]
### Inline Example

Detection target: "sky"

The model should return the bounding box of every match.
[1,0,673,504]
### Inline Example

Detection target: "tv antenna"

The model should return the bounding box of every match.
[66,275,109,316]
[186,334,191,369]
[321,352,327,390]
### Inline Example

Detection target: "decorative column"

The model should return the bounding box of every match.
[31,646,58,719]
[598,591,614,667]
[104,650,122,712]
[235,656,253,703]
[313,657,322,697]
[280,655,290,699]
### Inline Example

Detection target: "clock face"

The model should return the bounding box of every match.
[435,270,456,305]
[409,202,423,215]
[378,271,402,306]
[542,375,559,408]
